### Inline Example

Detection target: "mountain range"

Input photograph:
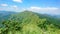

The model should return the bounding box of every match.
[0,11,60,34]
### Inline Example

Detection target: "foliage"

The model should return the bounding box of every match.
[0,11,60,34]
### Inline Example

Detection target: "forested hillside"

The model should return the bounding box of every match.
[0,11,16,27]
[0,11,60,34]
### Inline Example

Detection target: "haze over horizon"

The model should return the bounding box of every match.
[0,0,60,15]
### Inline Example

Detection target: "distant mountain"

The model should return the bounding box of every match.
[0,11,16,27]
[53,15,60,18]
[35,13,60,26]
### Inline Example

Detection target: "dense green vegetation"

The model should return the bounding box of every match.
[0,11,16,27]
[0,11,60,34]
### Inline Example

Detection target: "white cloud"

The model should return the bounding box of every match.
[10,5,20,11]
[13,0,22,3]
[24,6,60,15]
[9,5,18,10]
[0,5,20,12]
[28,7,58,11]
[12,5,18,8]
[0,4,8,7]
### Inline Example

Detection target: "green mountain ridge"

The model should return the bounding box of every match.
[0,11,60,34]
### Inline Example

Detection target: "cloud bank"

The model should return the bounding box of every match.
[24,6,60,15]
[28,7,58,11]
[13,0,22,3]
[0,4,8,7]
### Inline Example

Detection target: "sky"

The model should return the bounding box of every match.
[0,0,60,15]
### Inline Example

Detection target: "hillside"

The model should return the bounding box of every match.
[0,11,16,27]
[0,11,16,21]
[0,11,60,34]
[36,13,60,26]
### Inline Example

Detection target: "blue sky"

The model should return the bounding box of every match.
[0,0,60,15]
